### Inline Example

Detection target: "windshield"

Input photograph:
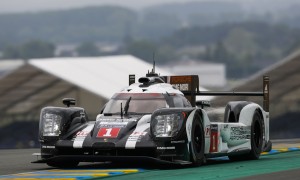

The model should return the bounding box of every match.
[103,93,168,114]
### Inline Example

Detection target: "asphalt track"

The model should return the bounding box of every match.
[1,140,300,179]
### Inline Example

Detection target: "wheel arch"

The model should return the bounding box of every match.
[185,109,209,161]
[224,101,251,123]
[239,104,267,148]
[239,103,264,126]
[186,109,207,142]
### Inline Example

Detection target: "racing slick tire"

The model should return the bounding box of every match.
[246,110,263,159]
[264,141,272,152]
[229,110,263,161]
[190,113,205,166]
[46,161,79,168]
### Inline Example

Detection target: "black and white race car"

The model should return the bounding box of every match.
[33,69,271,167]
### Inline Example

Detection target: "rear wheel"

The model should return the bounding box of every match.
[46,161,79,168]
[229,110,263,161]
[190,114,205,166]
[246,110,263,159]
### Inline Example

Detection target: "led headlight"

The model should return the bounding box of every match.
[42,113,62,136]
[152,113,182,137]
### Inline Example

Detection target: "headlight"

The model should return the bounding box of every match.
[42,113,62,136]
[152,113,184,137]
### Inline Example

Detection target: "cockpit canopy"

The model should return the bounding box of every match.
[102,93,191,115]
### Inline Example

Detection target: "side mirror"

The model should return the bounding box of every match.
[196,100,211,109]
[62,98,76,107]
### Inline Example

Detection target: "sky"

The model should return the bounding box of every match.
[0,0,299,14]
[0,0,206,13]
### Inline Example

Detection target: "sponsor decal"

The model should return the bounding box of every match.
[76,130,90,137]
[200,100,210,106]
[127,136,140,143]
[230,127,251,140]
[211,124,218,131]
[97,128,121,138]
[127,131,147,143]
[170,76,192,83]
[98,121,128,128]
[129,131,147,136]
[210,124,218,152]
[173,83,189,91]
[205,125,210,137]
[171,140,185,144]
[157,146,176,150]
[73,123,94,148]
[127,136,139,141]
[42,145,55,149]
[97,118,137,122]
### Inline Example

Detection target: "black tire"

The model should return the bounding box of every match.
[264,141,272,152]
[190,114,205,166]
[46,161,79,168]
[246,110,263,159]
[229,110,263,161]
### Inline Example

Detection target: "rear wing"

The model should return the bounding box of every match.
[128,74,269,112]
[174,75,269,112]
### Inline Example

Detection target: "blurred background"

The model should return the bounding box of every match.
[0,0,300,149]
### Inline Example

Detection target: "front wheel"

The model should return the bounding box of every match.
[190,114,205,166]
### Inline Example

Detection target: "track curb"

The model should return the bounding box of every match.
[262,147,300,155]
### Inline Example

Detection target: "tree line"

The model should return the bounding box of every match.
[1,4,300,78]
[2,21,300,78]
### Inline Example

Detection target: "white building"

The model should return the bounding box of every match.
[0,60,24,77]
[0,55,211,124]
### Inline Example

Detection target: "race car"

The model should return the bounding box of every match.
[32,68,271,167]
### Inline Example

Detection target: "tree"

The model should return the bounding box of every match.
[212,41,231,63]
[125,40,157,62]
[20,41,55,59]
[156,45,177,64]
[76,42,100,57]
[2,46,21,59]
[2,40,55,59]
